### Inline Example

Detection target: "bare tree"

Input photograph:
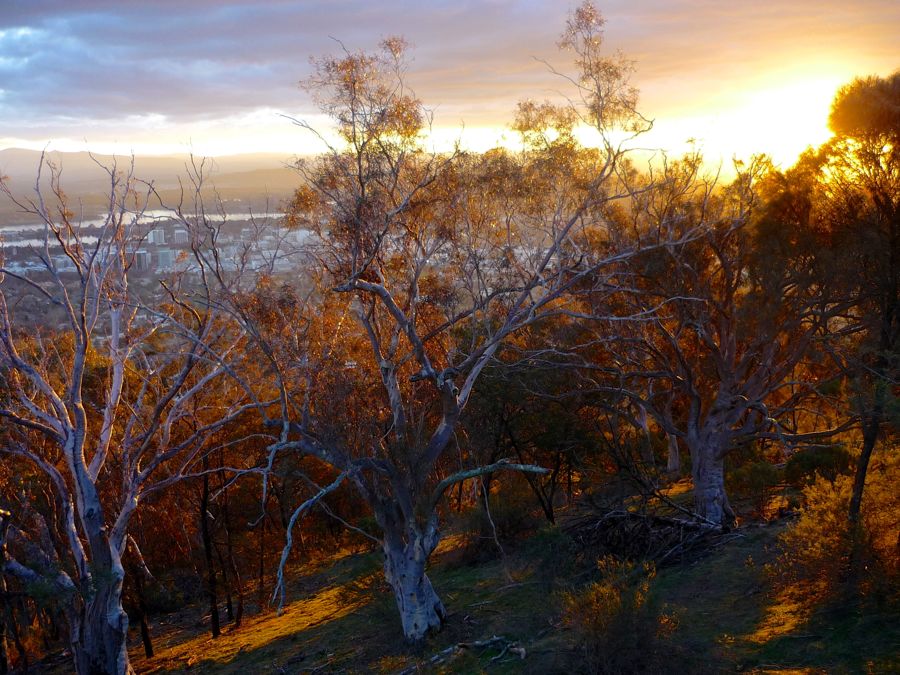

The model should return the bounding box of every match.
[186,4,696,642]
[0,156,257,674]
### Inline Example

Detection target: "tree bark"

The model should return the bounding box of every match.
[636,405,656,466]
[256,515,267,612]
[848,388,885,527]
[73,576,133,675]
[380,526,445,642]
[383,546,445,642]
[0,580,8,675]
[200,469,221,638]
[666,434,681,476]
[215,545,234,623]
[219,460,243,627]
[4,597,25,673]
[132,570,153,659]
[689,435,734,527]
[73,491,134,675]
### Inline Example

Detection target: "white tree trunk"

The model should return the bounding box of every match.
[666,434,681,476]
[689,436,734,527]
[381,532,445,642]
[73,574,133,675]
[73,491,134,675]
[636,405,656,466]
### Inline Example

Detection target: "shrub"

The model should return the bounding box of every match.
[464,478,541,542]
[523,526,579,584]
[777,451,899,597]
[562,556,680,674]
[784,445,853,487]
[727,460,781,517]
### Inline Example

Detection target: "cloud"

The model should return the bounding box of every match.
[0,2,566,121]
[0,0,897,151]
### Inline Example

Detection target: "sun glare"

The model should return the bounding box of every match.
[427,73,848,174]
[644,74,845,169]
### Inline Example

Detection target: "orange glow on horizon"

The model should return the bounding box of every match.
[385,70,853,172]
[642,75,844,169]
[0,71,858,176]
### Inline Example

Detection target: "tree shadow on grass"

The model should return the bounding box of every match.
[129,543,576,673]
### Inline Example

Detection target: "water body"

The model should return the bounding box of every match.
[142,209,284,221]
[0,210,285,233]
[3,236,100,248]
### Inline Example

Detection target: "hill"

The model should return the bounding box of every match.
[0,149,301,224]
[33,505,899,674]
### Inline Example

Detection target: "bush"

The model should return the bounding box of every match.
[727,460,781,517]
[463,478,541,548]
[777,451,899,598]
[523,526,578,583]
[784,445,853,487]
[143,569,204,613]
[562,556,680,674]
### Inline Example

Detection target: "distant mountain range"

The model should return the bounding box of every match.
[0,148,303,224]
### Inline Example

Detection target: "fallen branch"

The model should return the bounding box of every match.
[565,505,738,567]
[396,635,525,674]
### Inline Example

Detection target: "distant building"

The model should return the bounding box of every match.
[221,244,240,259]
[52,255,77,272]
[148,228,166,245]
[134,250,152,271]
[173,228,189,245]
[157,248,175,270]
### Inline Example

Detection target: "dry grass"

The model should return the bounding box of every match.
[34,495,900,674]
[133,578,374,672]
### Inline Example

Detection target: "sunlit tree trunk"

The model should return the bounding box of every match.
[73,577,132,675]
[377,512,445,642]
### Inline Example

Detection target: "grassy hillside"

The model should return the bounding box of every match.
[35,515,892,674]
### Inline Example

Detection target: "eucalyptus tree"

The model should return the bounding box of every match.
[816,72,900,525]
[202,3,682,642]
[566,153,849,526]
[0,157,257,674]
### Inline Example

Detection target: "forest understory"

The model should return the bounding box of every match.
[24,475,898,675]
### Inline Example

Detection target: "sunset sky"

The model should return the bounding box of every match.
[0,0,897,168]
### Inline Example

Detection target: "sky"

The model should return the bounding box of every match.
[0,0,897,168]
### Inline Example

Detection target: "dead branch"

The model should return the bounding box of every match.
[396,635,524,674]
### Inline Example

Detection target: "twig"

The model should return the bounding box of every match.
[395,635,523,674]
